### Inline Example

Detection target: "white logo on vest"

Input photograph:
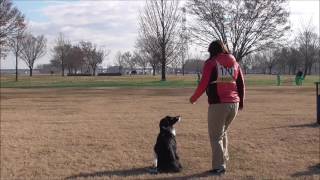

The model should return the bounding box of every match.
[213,61,236,84]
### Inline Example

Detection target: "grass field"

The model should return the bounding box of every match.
[1,74,319,88]
[1,75,320,179]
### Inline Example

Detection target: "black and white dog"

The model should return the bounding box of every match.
[153,116,182,173]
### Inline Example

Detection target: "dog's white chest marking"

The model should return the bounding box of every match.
[171,128,176,136]
[153,152,158,167]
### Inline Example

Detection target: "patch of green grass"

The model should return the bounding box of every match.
[245,74,319,87]
[0,75,198,88]
[1,74,318,89]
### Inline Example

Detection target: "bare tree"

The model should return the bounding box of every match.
[256,50,278,74]
[0,0,25,60]
[10,29,24,81]
[92,48,109,75]
[179,7,190,76]
[139,0,182,81]
[132,51,149,74]
[136,35,161,76]
[187,0,290,62]
[149,54,161,76]
[240,54,255,74]
[79,41,95,74]
[52,33,71,76]
[80,41,109,76]
[122,51,135,73]
[287,47,301,75]
[296,26,319,77]
[19,33,47,76]
[52,43,71,75]
[37,63,59,74]
[274,46,301,75]
[64,45,85,74]
[170,53,181,75]
[184,58,204,74]
[274,47,288,74]
[115,51,125,73]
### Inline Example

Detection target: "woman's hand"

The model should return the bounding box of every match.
[189,96,196,104]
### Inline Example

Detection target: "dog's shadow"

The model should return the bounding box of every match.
[291,164,320,177]
[65,167,149,179]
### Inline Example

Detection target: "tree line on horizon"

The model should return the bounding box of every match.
[0,0,319,81]
[0,0,110,79]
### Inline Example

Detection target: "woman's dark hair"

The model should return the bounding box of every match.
[208,40,229,58]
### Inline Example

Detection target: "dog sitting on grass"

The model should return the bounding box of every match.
[153,116,182,173]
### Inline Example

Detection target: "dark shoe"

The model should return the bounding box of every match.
[208,168,226,175]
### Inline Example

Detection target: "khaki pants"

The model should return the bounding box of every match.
[208,103,239,170]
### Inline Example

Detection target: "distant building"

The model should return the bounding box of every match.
[106,66,122,73]
[0,69,40,75]
[102,66,153,75]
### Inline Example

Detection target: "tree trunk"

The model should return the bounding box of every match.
[182,64,185,76]
[62,63,65,76]
[93,67,96,76]
[288,65,291,75]
[303,61,308,78]
[15,52,18,82]
[161,43,166,81]
[308,64,312,75]
[243,66,248,75]
[29,67,33,77]
[269,66,272,74]
[152,66,156,76]
[161,62,166,81]
[61,52,65,76]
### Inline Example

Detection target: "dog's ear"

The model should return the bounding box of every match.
[160,116,173,131]
[159,117,167,128]
[162,116,171,121]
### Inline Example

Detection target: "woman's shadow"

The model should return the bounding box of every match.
[65,167,213,180]
[65,167,149,179]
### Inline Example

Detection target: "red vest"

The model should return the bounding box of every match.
[191,53,245,104]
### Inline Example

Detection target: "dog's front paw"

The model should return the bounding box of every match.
[153,158,157,168]
[147,167,158,174]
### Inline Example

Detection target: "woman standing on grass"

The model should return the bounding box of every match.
[189,40,245,175]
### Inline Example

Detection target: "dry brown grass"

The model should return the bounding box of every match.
[1,86,319,179]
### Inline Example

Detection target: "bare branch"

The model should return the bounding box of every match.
[138,0,182,80]
[187,0,290,62]
[19,33,47,76]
